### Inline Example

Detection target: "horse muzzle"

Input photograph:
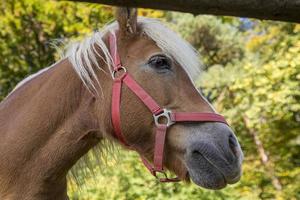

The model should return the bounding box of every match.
[184,122,243,189]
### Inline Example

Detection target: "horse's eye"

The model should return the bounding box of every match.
[148,55,171,71]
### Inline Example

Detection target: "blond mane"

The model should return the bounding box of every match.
[9,17,201,98]
[66,16,202,191]
[65,17,202,93]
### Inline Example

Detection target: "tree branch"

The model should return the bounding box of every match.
[243,115,283,191]
[61,0,300,23]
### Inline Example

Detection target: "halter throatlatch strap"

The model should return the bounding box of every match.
[109,32,228,183]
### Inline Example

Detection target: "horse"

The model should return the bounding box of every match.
[0,7,243,200]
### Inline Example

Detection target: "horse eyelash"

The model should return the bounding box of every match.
[147,54,172,69]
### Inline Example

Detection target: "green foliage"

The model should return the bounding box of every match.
[0,1,299,199]
[69,150,244,200]
[197,21,300,199]
[0,0,113,99]
[166,13,244,68]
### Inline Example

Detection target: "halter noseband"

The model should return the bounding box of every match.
[109,32,228,182]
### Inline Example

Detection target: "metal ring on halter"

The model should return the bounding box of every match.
[112,66,127,79]
[153,109,175,127]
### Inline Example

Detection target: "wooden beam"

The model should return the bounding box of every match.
[61,0,300,23]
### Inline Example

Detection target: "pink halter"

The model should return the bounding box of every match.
[109,32,228,182]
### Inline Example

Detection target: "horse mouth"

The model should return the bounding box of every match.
[183,152,241,190]
[186,164,228,190]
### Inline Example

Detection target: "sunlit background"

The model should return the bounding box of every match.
[0,0,299,199]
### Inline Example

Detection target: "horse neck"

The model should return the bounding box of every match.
[0,59,111,200]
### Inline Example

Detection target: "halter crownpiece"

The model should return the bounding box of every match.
[109,31,228,182]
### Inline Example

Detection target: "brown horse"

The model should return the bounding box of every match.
[0,8,243,200]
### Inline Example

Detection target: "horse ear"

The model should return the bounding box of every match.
[115,7,137,36]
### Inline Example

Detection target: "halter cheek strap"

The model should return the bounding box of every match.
[109,32,228,182]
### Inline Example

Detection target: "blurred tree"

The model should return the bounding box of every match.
[199,21,300,199]
[166,13,244,68]
[0,0,113,99]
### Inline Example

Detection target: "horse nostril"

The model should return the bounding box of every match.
[228,134,238,156]
[192,150,202,157]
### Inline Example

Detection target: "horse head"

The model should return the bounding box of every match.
[93,8,244,189]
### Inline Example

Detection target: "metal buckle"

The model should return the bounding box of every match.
[153,109,174,127]
[112,66,127,79]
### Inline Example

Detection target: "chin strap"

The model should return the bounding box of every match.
[109,32,228,182]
